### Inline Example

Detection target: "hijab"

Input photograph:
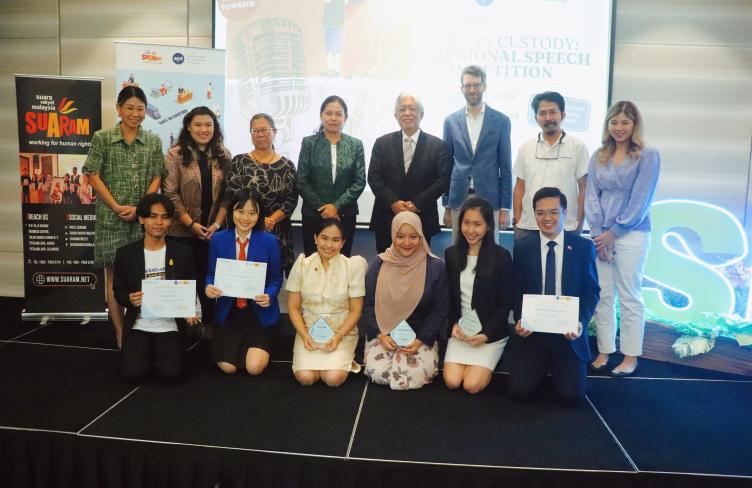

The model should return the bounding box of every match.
[374,211,437,334]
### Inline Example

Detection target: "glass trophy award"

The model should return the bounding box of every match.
[309,315,334,349]
[459,309,482,336]
[389,320,416,347]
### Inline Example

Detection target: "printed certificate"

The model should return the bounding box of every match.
[141,280,196,318]
[214,258,266,299]
[521,294,579,334]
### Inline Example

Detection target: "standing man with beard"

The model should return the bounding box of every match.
[443,65,512,244]
[512,91,590,241]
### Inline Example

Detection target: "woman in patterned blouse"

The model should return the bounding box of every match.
[297,95,366,257]
[224,114,298,273]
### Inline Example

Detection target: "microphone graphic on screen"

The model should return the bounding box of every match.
[232,18,311,154]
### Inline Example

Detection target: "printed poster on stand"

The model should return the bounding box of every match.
[115,42,226,152]
[15,74,105,320]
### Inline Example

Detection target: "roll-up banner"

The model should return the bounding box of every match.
[15,75,106,322]
[115,42,226,152]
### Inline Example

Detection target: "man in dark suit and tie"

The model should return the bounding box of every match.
[507,187,599,404]
[442,65,512,243]
[368,92,451,252]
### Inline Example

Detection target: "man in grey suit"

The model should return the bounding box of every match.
[368,93,451,253]
[442,65,512,244]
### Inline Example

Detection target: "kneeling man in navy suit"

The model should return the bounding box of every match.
[508,187,599,404]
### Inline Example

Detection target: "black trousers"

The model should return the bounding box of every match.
[375,232,432,254]
[174,236,213,323]
[506,333,586,405]
[121,329,184,382]
[301,214,356,257]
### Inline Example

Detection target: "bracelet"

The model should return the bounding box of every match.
[213,222,221,230]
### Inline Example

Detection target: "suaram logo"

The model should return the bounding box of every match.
[173,52,185,64]
[24,97,90,137]
[141,50,162,63]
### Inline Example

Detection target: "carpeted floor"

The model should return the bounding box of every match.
[1,296,751,481]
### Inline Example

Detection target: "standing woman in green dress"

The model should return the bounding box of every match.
[83,86,164,348]
[297,95,366,257]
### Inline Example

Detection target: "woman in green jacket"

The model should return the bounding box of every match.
[297,95,366,257]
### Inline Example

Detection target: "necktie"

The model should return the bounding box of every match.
[545,241,556,296]
[236,237,249,309]
[403,137,414,174]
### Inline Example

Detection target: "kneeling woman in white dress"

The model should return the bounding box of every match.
[362,211,449,390]
[443,197,513,394]
[286,218,367,387]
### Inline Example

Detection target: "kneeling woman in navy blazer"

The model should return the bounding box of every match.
[206,189,283,375]
[444,197,513,394]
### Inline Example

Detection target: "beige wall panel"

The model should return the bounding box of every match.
[60,0,188,39]
[651,145,749,215]
[611,0,752,222]
[616,0,752,47]
[0,38,60,257]
[189,37,213,48]
[612,44,752,141]
[0,39,61,126]
[0,38,60,80]
[0,252,24,297]
[611,36,752,221]
[188,0,213,38]
[613,44,752,80]
[0,187,23,252]
[0,0,58,40]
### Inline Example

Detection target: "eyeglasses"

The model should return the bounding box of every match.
[535,142,560,160]
[461,83,484,90]
[251,128,274,135]
[535,132,566,160]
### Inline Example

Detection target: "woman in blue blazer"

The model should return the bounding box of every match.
[206,189,282,376]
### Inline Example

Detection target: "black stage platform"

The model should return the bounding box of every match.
[1,297,751,488]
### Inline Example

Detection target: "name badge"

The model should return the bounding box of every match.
[459,309,482,336]
[390,320,416,347]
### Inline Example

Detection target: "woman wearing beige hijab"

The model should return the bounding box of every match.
[362,211,448,390]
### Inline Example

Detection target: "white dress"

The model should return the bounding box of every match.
[285,253,367,372]
[444,255,507,370]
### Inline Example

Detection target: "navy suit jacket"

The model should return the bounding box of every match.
[442,104,512,209]
[206,229,283,327]
[512,232,599,362]
[367,130,451,237]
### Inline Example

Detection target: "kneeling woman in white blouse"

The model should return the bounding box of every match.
[286,218,366,387]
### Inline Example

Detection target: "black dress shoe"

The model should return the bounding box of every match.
[610,365,638,377]
[590,361,609,372]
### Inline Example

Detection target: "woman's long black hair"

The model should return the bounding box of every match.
[176,106,229,171]
[455,197,498,276]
